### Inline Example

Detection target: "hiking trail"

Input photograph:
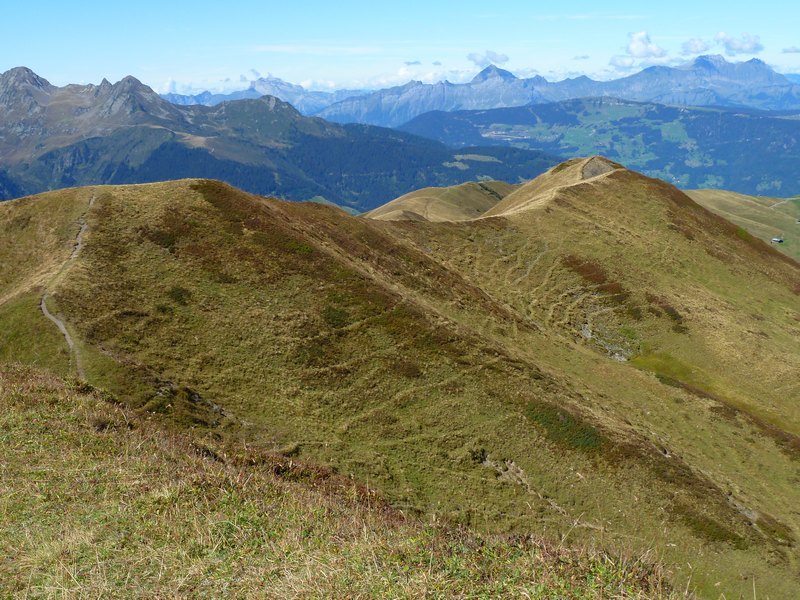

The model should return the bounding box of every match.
[39,194,95,379]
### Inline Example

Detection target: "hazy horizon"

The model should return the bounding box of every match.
[2,0,798,95]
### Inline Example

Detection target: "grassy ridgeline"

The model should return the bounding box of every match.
[0,163,798,598]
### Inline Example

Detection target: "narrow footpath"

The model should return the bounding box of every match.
[39,194,96,379]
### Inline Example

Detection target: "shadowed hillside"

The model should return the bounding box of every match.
[1,159,798,598]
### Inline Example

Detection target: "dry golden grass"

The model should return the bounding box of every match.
[0,363,680,599]
[0,162,798,598]
[365,180,516,222]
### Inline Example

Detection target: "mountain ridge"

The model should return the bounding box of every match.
[366,159,800,259]
[364,179,517,222]
[0,67,558,210]
[314,55,800,126]
[163,74,368,113]
[1,163,798,597]
[158,56,800,123]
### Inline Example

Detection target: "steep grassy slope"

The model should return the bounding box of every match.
[687,189,800,260]
[364,180,517,221]
[0,364,676,598]
[1,164,798,598]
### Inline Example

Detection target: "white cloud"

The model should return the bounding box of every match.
[609,55,636,70]
[573,55,590,60]
[782,46,800,54]
[467,50,509,68]
[714,32,764,56]
[626,31,666,59]
[681,38,710,56]
[161,78,179,94]
[249,69,261,79]
[299,79,338,90]
[514,67,541,78]
[607,31,670,72]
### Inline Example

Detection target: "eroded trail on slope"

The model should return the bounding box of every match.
[39,194,96,379]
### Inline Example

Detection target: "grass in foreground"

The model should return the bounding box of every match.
[0,363,679,598]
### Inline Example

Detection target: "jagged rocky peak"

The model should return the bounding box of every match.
[107,75,165,105]
[471,65,517,83]
[691,54,729,70]
[0,66,53,90]
[90,74,173,119]
[397,80,424,91]
[90,78,114,98]
[0,67,54,108]
[112,75,151,93]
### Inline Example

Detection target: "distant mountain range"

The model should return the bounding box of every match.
[399,97,800,196]
[160,57,800,127]
[0,67,557,210]
[313,56,800,127]
[163,75,367,114]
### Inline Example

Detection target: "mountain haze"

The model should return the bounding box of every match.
[315,56,800,127]
[163,75,367,114]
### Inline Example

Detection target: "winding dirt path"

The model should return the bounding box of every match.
[70,207,92,258]
[768,198,790,210]
[40,292,84,379]
[39,194,95,379]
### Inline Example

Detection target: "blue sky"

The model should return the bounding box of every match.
[2,1,798,93]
